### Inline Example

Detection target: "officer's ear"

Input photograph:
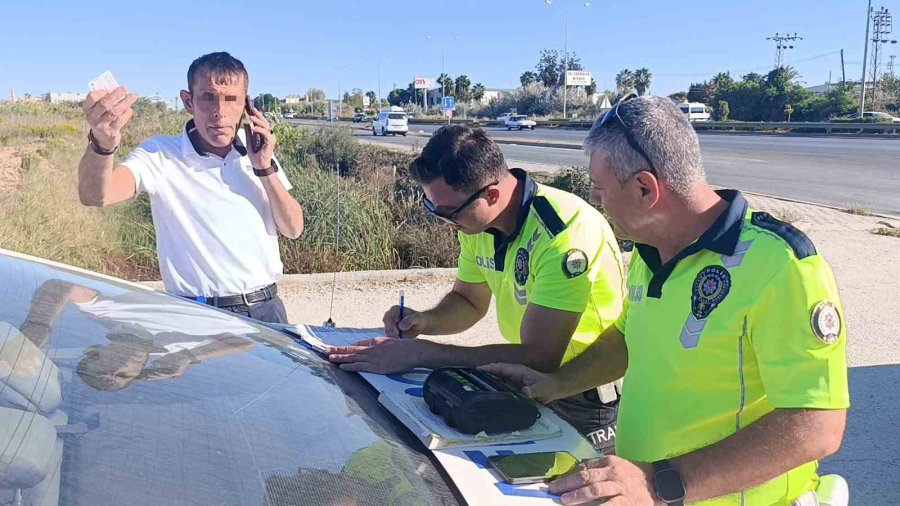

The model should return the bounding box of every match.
[633,171,661,208]
[485,186,501,206]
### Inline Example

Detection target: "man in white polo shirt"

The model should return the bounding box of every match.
[77,52,304,323]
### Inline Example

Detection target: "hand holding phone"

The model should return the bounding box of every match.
[488,451,579,485]
[243,96,264,153]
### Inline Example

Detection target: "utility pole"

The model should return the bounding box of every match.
[860,0,873,117]
[888,55,897,75]
[841,49,847,85]
[766,32,802,68]
[869,7,897,101]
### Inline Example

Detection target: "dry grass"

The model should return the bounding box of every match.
[778,210,800,224]
[846,203,872,216]
[0,101,186,279]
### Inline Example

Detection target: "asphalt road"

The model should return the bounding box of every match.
[291,119,900,215]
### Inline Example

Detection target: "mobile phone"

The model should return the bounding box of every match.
[243,96,263,153]
[488,451,579,485]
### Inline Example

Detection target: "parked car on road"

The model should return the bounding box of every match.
[505,115,536,131]
[353,112,368,123]
[836,111,900,123]
[283,111,296,119]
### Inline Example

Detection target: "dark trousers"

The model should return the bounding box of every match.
[220,294,289,324]
[547,388,619,453]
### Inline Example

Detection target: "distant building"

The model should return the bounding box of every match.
[805,81,872,95]
[419,87,512,108]
[284,95,307,104]
[47,92,87,104]
[479,89,511,105]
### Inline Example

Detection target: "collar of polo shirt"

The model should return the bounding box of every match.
[635,190,748,298]
[181,119,248,160]
[484,168,538,249]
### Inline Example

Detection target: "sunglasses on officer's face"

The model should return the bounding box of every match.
[422,181,499,225]
[596,93,658,176]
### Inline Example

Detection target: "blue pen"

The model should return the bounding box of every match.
[398,290,405,339]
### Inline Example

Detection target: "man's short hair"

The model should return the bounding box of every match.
[583,96,704,198]
[409,125,508,193]
[187,52,249,93]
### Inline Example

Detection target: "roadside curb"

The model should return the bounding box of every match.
[140,268,459,292]
[404,127,582,150]
[738,190,900,221]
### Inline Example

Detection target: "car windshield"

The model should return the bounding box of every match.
[388,113,406,120]
[0,251,459,505]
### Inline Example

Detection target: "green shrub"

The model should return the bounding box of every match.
[280,158,395,273]
[19,153,41,172]
[830,117,894,124]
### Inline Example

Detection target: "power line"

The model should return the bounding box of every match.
[654,50,842,78]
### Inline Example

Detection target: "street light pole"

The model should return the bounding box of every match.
[426,35,459,122]
[564,8,568,119]
[547,1,589,119]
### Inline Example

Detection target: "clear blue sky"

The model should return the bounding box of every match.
[0,0,885,102]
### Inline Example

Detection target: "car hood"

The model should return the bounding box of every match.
[0,250,459,505]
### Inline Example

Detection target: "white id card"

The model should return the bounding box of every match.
[88,71,120,92]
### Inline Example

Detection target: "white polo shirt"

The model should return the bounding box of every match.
[122,121,293,297]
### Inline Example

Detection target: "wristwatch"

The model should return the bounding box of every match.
[652,460,686,505]
[253,160,278,177]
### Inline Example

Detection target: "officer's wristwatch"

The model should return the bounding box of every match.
[652,460,686,505]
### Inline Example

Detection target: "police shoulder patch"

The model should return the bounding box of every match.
[514,248,530,286]
[691,265,731,319]
[811,300,842,344]
[562,249,589,278]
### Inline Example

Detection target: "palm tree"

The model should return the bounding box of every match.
[615,69,635,96]
[472,83,486,103]
[634,68,653,96]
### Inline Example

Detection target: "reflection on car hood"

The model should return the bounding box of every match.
[0,250,459,505]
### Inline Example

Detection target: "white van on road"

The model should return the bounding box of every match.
[678,102,711,122]
[373,107,409,136]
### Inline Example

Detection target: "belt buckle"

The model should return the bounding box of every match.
[241,292,256,307]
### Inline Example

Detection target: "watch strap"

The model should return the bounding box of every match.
[652,459,686,506]
[253,162,278,177]
[88,130,119,156]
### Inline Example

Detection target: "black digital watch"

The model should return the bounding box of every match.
[652,459,686,506]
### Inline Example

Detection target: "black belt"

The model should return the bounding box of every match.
[188,284,278,308]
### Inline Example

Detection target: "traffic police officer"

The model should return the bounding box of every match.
[484,95,849,505]
[328,125,626,452]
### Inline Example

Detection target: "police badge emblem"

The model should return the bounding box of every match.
[514,248,529,286]
[811,301,842,344]
[562,249,589,278]
[691,266,732,320]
